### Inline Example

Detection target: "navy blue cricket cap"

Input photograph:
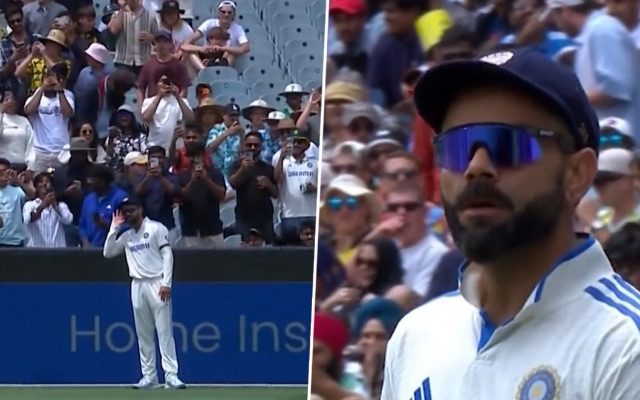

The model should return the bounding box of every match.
[413,48,600,154]
[118,197,142,210]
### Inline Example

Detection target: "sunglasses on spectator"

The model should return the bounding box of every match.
[435,123,568,173]
[593,171,626,188]
[326,196,360,210]
[81,128,93,135]
[368,148,396,161]
[386,201,423,213]
[600,133,625,147]
[356,257,378,268]
[349,121,375,132]
[8,17,22,24]
[331,164,358,175]
[382,169,418,181]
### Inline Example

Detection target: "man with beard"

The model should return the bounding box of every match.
[381,48,640,399]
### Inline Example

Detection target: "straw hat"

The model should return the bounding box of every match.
[242,99,275,120]
[41,29,68,49]
[195,97,224,121]
[325,81,365,104]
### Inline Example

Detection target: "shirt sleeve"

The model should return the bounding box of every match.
[22,201,36,224]
[590,21,636,101]
[197,19,213,35]
[57,202,74,225]
[210,167,227,190]
[64,90,75,111]
[595,343,640,399]
[155,223,174,287]
[235,24,248,45]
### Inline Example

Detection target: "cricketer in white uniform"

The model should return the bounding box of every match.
[103,197,186,389]
[382,49,640,399]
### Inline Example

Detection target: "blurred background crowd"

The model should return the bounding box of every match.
[312,0,640,398]
[0,0,323,249]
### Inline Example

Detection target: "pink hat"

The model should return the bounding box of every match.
[85,43,110,65]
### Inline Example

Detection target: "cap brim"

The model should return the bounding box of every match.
[40,38,68,49]
[278,91,309,96]
[366,138,402,151]
[414,59,573,134]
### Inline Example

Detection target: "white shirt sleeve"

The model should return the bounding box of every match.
[197,18,215,34]
[234,24,248,45]
[22,200,37,224]
[63,90,75,111]
[56,202,74,225]
[103,226,127,258]
[155,223,174,287]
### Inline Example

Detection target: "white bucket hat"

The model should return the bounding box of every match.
[279,83,309,96]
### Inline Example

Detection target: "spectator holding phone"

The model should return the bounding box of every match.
[206,103,244,177]
[182,26,232,71]
[228,131,278,243]
[0,7,34,93]
[0,90,35,171]
[0,157,29,247]
[108,0,158,75]
[16,29,71,96]
[106,105,149,170]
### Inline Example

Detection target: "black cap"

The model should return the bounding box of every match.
[414,48,600,153]
[154,30,173,41]
[158,0,185,14]
[224,103,241,115]
[118,197,142,210]
[248,228,262,237]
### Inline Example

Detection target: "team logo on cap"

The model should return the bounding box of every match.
[143,233,149,239]
[516,366,561,400]
[480,51,514,66]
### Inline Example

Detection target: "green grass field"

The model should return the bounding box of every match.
[0,386,307,400]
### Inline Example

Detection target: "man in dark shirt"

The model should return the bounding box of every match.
[177,123,226,248]
[228,131,278,244]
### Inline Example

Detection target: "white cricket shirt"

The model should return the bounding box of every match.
[103,218,173,287]
[279,154,318,218]
[382,236,640,400]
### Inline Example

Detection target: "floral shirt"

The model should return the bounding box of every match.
[206,123,240,177]
[260,128,281,163]
[26,57,72,96]
[107,132,149,170]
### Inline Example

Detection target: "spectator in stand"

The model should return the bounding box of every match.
[16,29,71,96]
[22,0,68,37]
[242,99,274,133]
[228,131,278,244]
[194,83,213,104]
[24,62,75,174]
[66,3,102,87]
[182,26,232,71]
[377,151,423,198]
[0,158,31,247]
[99,3,119,51]
[74,43,112,129]
[364,130,404,182]
[23,171,73,247]
[599,117,635,151]
[299,219,316,246]
[279,83,308,118]
[0,90,34,170]
[274,129,318,244]
[108,0,158,75]
[260,111,286,163]
[93,68,138,140]
[141,70,194,154]
[185,0,250,67]
[338,102,379,144]
[271,119,320,166]
[194,97,223,135]
[106,105,149,170]
[78,164,128,248]
[156,1,193,57]
[177,123,227,248]
[206,103,244,177]
[604,222,640,290]
[328,0,372,77]
[330,141,369,185]
[0,7,34,96]
[129,145,181,244]
[59,122,108,165]
[143,0,195,25]
[137,30,190,104]
[170,122,213,173]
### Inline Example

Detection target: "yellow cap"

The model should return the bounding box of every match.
[415,9,453,52]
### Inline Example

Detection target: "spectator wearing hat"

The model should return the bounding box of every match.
[185,0,250,67]
[78,164,128,248]
[141,70,194,155]
[182,26,232,71]
[0,6,34,95]
[116,151,149,191]
[73,43,112,129]
[137,30,190,104]
[176,123,227,248]
[194,97,223,133]
[98,3,119,51]
[274,129,318,244]
[339,102,379,144]
[323,80,367,144]
[108,0,158,76]
[0,90,35,171]
[271,119,320,166]
[156,0,193,54]
[65,3,102,87]
[242,99,275,133]
[328,0,373,77]
[22,0,68,38]
[23,171,73,247]
[279,83,309,118]
[206,102,244,177]
[24,62,75,174]
[16,29,71,96]
[599,117,635,151]
[260,110,286,163]
[364,130,404,181]
[106,105,149,170]
[229,131,278,244]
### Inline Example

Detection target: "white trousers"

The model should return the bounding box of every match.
[131,278,179,380]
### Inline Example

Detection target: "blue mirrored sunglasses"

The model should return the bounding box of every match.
[327,196,359,210]
[600,133,624,146]
[434,123,560,173]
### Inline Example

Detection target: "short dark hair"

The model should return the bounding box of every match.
[185,122,202,135]
[300,220,315,232]
[86,165,115,184]
[380,0,426,11]
[384,181,426,204]
[4,6,23,19]
[148,145,166,157]
[438,24,476,49]
[0,158,11,168]
[33,172,53,186]
[605,222,640,270]
[245,131,262,141]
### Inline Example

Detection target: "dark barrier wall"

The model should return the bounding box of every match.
[0,248,314,384]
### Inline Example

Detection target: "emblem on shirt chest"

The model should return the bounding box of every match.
[516,366,561,400]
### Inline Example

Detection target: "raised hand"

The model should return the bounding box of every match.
[111,210,125,229]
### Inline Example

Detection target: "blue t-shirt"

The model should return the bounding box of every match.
[0,185,26,246]
[501,31,575,59]
[79,185,129,247]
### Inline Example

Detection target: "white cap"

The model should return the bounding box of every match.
[325,174,371,197]
[540,0,586,20]
[123,151,148,166]
[599,117,633,138]
[266,111,286,121]
[331,140,367,159]
[597,148,633,175]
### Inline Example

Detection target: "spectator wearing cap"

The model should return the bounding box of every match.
[364,130,404,182]
[0,6,35,95]
[65,3,102,88]
[323,80,367,143]
[137,30,190,104]
[271,119,320,166]
[599,117,635,151]
[228,131,278,244]
[78,164,128,248]
[205,102,244,177]
[0,157,29,247]
[366,0,425,108]
[339,102,379,144]
[182,26,232,71]
[23,171,73,247]
[274,129,318,244]
[22,0,68,38]
[279,83,309,118]
[24,62,75,174]
[0,90,35,171]
[242,99,275,133]
[116,151,149,191]
[156,0,193,56]
[549,0,640,136]
[73,43,112,129]
[106,105,149,170]
[129,145,181,244]
[108,0,158,76]
[16,29,71,96]
[328,0,374,77]
[260,110,286,163]
[591,148,640,242]
[604,222,640,290]
[185,0,250,67]
[98,3,119,51]
[330,141,370,185]
[141,70,194,155]
[176,123,227,248]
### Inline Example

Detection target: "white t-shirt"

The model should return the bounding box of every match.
[26,90,75,154]
[271,142,319,167]
[280,154,318,218]
[159,20,194,50]
[382,237,640,400]
[104,218,173,287]
[196,18,248,47]
[399,234,448,297]
[0,113,35,166]
[141,95,190,154]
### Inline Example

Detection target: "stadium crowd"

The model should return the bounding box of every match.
[312,0,640,399]
[0,0,321,249]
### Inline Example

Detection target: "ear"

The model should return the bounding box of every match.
[564,148,597,206]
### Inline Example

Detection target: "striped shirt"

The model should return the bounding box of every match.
[23,198,73,248]
[113,8,158,67]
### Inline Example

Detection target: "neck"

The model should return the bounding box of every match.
[398,224,427,248]
[220,20,231,29]
[293,152,305,161]
[468,223,577,325]
[133,218,144,230]
[157,52,172,61]
[334,227,368,251]
[96,187,109,196]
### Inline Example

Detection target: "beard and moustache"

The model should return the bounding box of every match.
[443,173,565,264]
